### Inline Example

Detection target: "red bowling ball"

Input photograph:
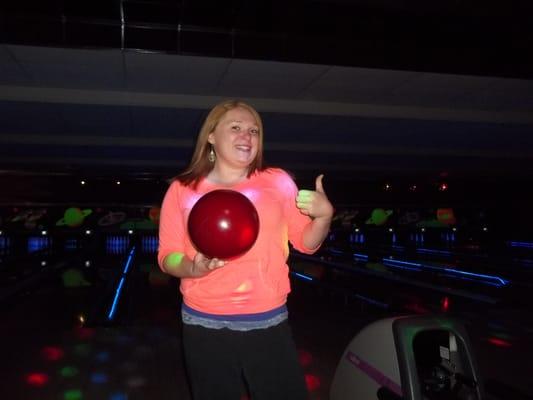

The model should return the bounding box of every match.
[188,189,260,260]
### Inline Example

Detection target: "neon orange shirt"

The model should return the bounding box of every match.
[158,168,320,315]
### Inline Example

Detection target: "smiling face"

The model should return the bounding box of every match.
[208,107,260,173]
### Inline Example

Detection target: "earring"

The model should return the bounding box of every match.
[208,146,216,163]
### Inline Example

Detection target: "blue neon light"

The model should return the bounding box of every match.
[122,249,134,274]
[438,273,503,287]
[440,267,508,286]
[27,237,50,253]
[416,248,453,256]
[107,246,136,321]
[508,241,533,249]
[353,253,369,260]
[381,256,508,287]
[382,258,422,267]
[107,278,125,320]
[329,248,344,255]
[292,272,314,281]
[354,294,389,309]
[382,259,423,272]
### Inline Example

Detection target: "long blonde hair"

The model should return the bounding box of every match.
[176,99,266,188]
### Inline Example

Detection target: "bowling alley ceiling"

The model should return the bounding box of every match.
[1,0,533,183]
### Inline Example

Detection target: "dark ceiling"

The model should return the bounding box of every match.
[3,0,533,79]
[1,0,533,191]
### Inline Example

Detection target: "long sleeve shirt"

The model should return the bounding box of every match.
[158,168,319,315]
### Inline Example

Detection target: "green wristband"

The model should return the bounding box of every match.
[165,252,184,268]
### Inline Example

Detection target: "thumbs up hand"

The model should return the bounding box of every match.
[296,174,334,219]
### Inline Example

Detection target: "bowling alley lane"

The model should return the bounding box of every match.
[286,243,533,400]
[2,205,533,400]
[0,231,190,400]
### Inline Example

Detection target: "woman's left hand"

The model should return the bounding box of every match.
[296,174,334,219]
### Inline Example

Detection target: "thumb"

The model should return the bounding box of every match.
[315,174,325,193]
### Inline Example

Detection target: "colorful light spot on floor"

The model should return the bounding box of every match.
[487,337,512,347]
[64,389,83,400]
[305,374,321,391]
[95,351,110,363]
[109,393,128,400]
[26,372,49,386]
[41,346,65,361]
[59,366,79,378]
[441,296,450,312]
[91,372,108,384]
[74,327,95,340]
[298,349,313,367]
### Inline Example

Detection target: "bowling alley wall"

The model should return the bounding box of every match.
[0,171,532,253]
[0,174,165,256]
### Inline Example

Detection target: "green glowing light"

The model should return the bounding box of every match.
[366,209,393,226]
[60,366,79,378]
[56,208,92,227]
[166,252,184,268]
[64,389,83,400]
[62,269,91,288]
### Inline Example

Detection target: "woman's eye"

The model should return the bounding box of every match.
[231,125,240,131]
[250,129,259,135]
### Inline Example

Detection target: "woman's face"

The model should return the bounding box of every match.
[208,107,260,171]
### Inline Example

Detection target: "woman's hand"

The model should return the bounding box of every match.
[296,174,334,220]
[191,252,226,277]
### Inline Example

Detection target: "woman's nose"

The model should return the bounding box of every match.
[239,130,252,139]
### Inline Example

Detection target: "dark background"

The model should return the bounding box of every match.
[1,0,533,235]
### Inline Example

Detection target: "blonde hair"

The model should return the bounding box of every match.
[176,99,266,188]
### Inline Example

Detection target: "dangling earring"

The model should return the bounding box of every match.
[208,146,216,163]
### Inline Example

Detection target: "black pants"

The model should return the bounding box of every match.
[182,321,308,400]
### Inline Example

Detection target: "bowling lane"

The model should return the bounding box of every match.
[331,242,533,288]
[287,249,533,399]
[0,236,191,400]
[3,230,532,400]
[324,237,533,311]
[330,225,533,286]
[287,277,393,400]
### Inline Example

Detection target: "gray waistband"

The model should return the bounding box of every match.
[181,308,288,331]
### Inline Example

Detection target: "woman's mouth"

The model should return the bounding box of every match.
[235,144,251,153]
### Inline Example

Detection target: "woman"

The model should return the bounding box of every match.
[158,99,333,400]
